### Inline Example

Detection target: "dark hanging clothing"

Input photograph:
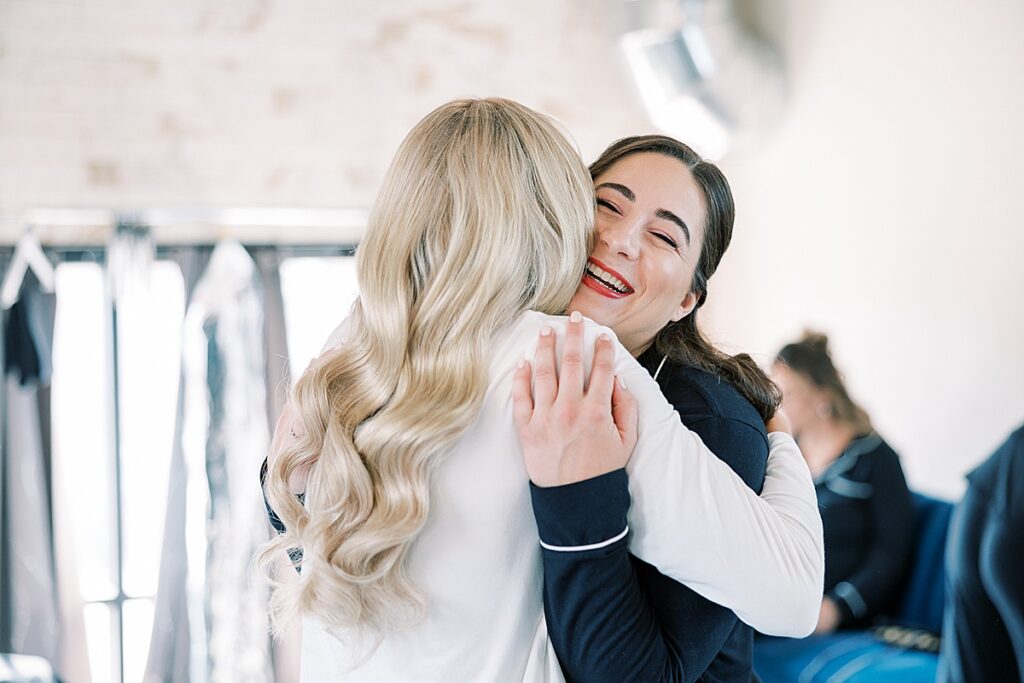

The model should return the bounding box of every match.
[0,266,60,668]
[3,271,55,386]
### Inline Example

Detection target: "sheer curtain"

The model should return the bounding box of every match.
[143,246,211,683]
[251,247,300,683]
[145,241,286,683]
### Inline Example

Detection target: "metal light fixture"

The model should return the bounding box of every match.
[621,0,784,159]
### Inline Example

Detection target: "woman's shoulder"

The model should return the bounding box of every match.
[517,310,616,335]
[968,424,1024,513]
[488,311,620,382]
[852,433,899,463]
[842,433,907,480]
[504,311,632,361]
[651,357,766,435]
[969,423,1024,488]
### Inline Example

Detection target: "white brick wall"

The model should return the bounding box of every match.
[0,0,651,234]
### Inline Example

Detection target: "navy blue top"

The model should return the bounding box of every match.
[814,433,913,626]
[530,350,769,683]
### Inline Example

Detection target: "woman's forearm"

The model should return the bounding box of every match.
[515,317,824,637]
[621,356,824,636]
[530,471,688,682]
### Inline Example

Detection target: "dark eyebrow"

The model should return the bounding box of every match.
[595,182,635,202]
[597,181,690,249]
[655,208,691,248]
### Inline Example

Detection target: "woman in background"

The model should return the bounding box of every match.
[773,332,913,632]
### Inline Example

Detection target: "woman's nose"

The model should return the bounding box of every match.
[599,221,641,260]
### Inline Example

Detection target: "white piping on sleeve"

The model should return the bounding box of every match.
[539,526,629,552]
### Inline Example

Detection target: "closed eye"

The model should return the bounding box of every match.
[652,232,678,249]
[597,198,621,214]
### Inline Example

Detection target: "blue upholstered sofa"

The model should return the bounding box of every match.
[754,493,954,683]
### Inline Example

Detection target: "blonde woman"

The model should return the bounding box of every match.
[259,98,823,681]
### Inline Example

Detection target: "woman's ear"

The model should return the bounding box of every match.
[670,291,700,323]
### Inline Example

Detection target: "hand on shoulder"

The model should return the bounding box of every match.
[511,311,639,487]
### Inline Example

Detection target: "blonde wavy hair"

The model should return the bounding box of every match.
[258,98,594,636]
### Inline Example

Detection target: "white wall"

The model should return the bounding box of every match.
[1,0,1021,496]
[709,0,1024,497]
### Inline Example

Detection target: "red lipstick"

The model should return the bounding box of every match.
[581,257,635,299]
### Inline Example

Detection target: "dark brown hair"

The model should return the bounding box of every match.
[590,135,781,422]
[776,331,872,433]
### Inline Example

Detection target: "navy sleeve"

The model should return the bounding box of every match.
[532,415,769,683]
[260,456,305,569]
[260,456,288,534]
[531,470,686,682]
[827,447,914,625]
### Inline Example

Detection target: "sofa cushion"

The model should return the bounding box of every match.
[753,492,954,683]
[891,493,954,634]
[754,633,938,683]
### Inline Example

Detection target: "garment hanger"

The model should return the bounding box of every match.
[1,229,56,309]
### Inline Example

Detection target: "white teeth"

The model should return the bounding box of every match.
[586,263,630,294]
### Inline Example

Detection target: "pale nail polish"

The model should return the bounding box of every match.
[570,310,582,323]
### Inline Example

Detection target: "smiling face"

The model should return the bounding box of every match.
[568,152,706,356]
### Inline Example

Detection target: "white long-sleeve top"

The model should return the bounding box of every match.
[298,310,824,682]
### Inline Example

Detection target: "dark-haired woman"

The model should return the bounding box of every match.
[514,137,820,682]
[262,119,824,679]
[773,332,914,633]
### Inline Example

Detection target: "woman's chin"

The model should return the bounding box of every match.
[567,290,597,318]
[567,289,618,326]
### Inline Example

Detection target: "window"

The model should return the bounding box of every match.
[52,260,184,683]
[280,255,359,375]
[49,250,359,683]
[52,262,118,683]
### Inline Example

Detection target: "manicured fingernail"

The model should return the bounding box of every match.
[540,326,552,336]
[617,376,627,389]
[570,310,582,323]
[599,333,610,342]
[518,359,526,369]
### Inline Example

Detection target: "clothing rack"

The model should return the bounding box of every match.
[0,207,369,249]
[1,207,366,683]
